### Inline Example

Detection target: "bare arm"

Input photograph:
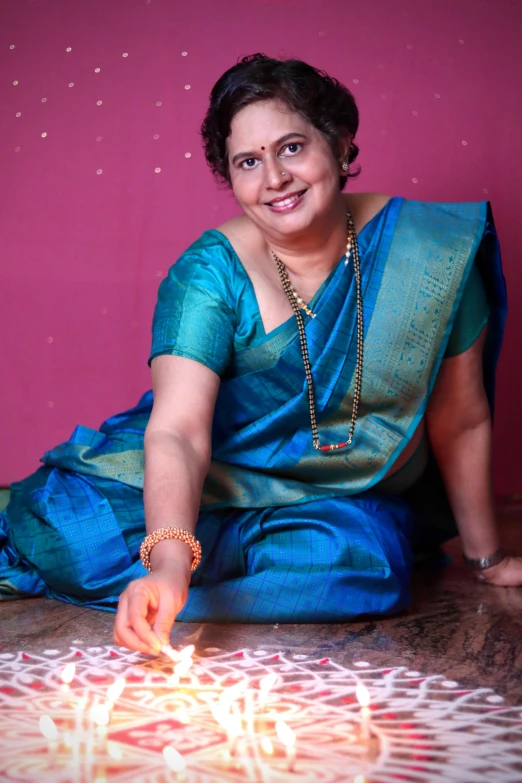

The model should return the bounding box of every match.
[426,328,522,586]
[114,354,220,653]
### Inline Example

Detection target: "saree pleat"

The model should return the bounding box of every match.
[0,198,507,622]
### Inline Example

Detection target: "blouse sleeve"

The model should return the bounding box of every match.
[149,238,236,376]
[444,253,491,358]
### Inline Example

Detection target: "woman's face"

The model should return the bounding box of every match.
[227,99,347,239]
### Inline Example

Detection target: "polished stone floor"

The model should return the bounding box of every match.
[1,506,521,699]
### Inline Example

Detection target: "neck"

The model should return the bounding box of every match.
[265,199,348,284]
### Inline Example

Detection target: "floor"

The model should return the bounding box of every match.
[1,499,521,782]
[1,504,521,696]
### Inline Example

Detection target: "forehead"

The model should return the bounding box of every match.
[227,99,316,150]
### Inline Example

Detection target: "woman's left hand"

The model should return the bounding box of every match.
[476,556,522,587]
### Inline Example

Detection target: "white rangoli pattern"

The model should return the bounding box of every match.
[0,645,521,782]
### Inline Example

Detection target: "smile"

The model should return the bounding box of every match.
[266,190,307,211]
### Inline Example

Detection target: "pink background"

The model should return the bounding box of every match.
[1,0,520,495]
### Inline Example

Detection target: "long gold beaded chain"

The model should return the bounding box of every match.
[271,212,363,451]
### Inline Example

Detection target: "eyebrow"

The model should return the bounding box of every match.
[231,133,308,166]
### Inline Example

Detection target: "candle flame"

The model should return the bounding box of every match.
[275,720,296,748]
[61,662,76,684]
[355,684,370,707]
[219,680,246,706]
[39,715,58,741]
[161,644,180,662]
[91,703,110,727]
[259,673,278,692]
[178,644,195,660]
[107,741,124,760]
[107,677,126,703]
[174,658,193,677]
[261,737,274,755]
[163,745,186,772]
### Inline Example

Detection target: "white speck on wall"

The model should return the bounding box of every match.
[153,134,159,140]
[435,93,440,98]
[181,51,188,56]
[184,84,191,90]
[68,82,74,88]
[185,152,191,158]
[41,132,47,138]
[412,177,418,183]
[15,112,21,117]
[352,79,359,84]
[122,52,129,58]
[96,169,103,175]
[10,44,15,49]
[462,140,468,146]
[47,337,54,344]
[96,100,103,106]
[41,97,47,103]
[13,80,19,86]
[66,47,72,52]
[154,167,161,173]
[95,68,101,73]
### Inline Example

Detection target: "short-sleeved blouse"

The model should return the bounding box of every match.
[150,226,490,372]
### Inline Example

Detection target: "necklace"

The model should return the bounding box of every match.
[271,212,363,451]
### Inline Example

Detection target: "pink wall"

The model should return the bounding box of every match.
[1,0,520,495]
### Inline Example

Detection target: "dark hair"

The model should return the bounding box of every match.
[200,53,360,190]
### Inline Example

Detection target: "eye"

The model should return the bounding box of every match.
[240,157,258,170]
[281,142,302,156]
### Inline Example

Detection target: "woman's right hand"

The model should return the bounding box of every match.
[114,566,190,655]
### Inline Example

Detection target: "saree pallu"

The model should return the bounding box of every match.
[0,198,507,622]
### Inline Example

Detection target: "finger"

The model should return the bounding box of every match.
[117,624,159,656]
[127,590,163,653]
[114,592,130,646]
[152,591,177,646]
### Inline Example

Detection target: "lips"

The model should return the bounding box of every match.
[266,189,307,206]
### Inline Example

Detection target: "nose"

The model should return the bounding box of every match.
[263,156,290,189]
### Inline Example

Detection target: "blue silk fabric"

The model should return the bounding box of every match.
[0,198,506,622]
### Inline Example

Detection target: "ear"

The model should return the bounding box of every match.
[338,133,351,166]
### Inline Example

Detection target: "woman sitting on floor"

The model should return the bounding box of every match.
[0,54,519,654]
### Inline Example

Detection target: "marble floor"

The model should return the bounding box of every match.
[1,505,521,698]
[1,502,521,783]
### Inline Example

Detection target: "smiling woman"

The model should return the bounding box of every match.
[0,54,516,653]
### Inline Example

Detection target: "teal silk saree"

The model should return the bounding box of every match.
[0,197,506,622]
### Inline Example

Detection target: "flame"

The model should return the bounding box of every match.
[219,680,246,707]
[107,677,126,703]
[163,745,186,772]
[39,715,58,741]
[355,684,370,708]
[161,645,179,662]
[107,742,124,760]
[259,673,278,693]
[174,658,193,677]
[91,703,110,727]
[261,737,274,756]
[61,662,76,684]
[178,644,195,660]
[275,720,296,748]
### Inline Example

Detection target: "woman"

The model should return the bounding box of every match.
[0,54,519,654]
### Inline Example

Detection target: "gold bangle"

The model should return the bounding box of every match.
[140,527,202,572]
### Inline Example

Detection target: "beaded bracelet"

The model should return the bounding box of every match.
[140,527,202,572]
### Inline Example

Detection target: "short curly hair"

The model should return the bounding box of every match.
[200,53,360,190]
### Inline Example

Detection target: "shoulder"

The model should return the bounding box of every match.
[343,192,393,233]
